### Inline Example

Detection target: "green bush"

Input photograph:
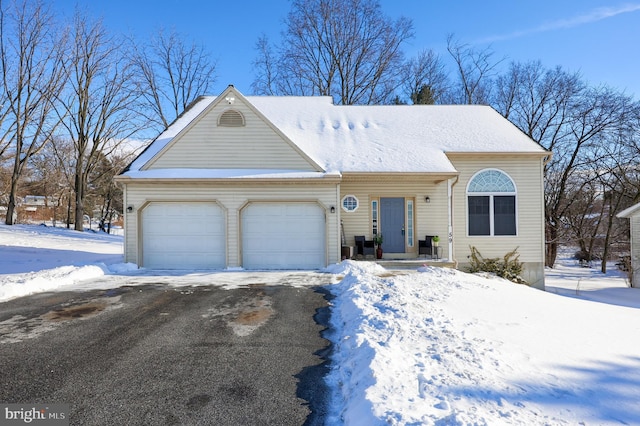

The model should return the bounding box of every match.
[467,246,528,285]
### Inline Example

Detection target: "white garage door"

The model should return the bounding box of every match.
[242,203,326,269]
[142,202,225,269]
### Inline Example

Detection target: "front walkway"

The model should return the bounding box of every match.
[350,256,456,270]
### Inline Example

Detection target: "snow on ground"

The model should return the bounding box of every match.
[0,224,127,301]
[325,261,640,425]
[0,223,123,274]
[545,248,637,309]
[1,224,640,425]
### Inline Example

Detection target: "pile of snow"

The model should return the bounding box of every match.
[325,264,640,425]
[323,259,388,276]
[0,224,127,301]
[0,264,108,301]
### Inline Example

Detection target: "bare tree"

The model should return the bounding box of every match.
[547,86,636,265]
[251,34,280,96]
[56,11,140,231]
[29,136,75,226]
[402,49,449,104]
[619,109,640,203]
[0,0,67,224]
[446,35,503,105]
[598,175,632,273]
[493,62,582,266]
[252,0,413,105]
[132,28,217,132]
[594,110,640,274]
[561,173,606,256]
[88,151,128,233]
[26,138,64,222]
[492,60,639,269]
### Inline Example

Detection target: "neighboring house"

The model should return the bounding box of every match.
[21,195,59,222]
[617,203,640,285]
[23,195,53,207]
[116,86,549,289]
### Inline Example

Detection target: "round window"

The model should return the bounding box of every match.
[342,195,359,212]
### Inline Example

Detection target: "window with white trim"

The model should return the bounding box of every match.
[406,199,414,247]
[371,199,378,235]
[342,195,359,212]
[467,169,517,236]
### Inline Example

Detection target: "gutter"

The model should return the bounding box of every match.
[114,174,343,185]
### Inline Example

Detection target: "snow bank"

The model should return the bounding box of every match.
[323,259,387,276]
[0,263,140,302]
[0,265,108,301]
[325,262,640,425]
[0,224,128,301]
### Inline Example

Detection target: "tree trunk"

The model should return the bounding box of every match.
[106,208,113,234]
[600,205,613,274]
[601,193,624,274]
[100,195,112,233]
[545,222,558,267]
[5,169,21,225]
[74,171,84,231]
[601,236,610,274]
[5,194,16,225]
[66,195,72,229]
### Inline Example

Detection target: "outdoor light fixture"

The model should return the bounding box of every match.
[127,205,134,213]
[425,196,431,203]
[330,206,336,213]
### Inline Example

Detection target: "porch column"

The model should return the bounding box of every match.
[448,177,458,264]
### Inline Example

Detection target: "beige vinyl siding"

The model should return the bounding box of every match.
[631,215,640,285]
[449,154,546,288]
[122,181,339,268]
[340,176,449,258]
[146,101,319,171]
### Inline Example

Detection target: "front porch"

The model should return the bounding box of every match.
[347,253,456,270]
[376,258,456,270]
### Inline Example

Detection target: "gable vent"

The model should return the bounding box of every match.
[218,109,245,127]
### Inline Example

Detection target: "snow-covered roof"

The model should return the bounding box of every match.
[123,88,548,177]
[122,168,340,180]
[246,96,547,174]
[617,202,640,218]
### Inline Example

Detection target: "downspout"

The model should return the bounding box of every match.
[336,182,341,263]
[448,176,459,268]
[120,182,129,264]
[541,154,553,284]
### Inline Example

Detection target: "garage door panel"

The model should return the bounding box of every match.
[142,202,225,269]
[242,202,325,270]
[145,237,224,253]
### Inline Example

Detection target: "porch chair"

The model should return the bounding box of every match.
[354,235,375,258]
[418,235,435,258]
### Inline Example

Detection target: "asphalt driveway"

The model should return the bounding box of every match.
[0,273,334,425]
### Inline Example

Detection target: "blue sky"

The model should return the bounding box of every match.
[58,1,640,99]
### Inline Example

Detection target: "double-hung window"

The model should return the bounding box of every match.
[467,169,517,236]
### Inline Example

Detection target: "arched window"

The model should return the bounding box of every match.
[218,109,245,127]
[467,169,517,236]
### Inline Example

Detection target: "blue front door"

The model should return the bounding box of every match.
[380,197,405,253]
